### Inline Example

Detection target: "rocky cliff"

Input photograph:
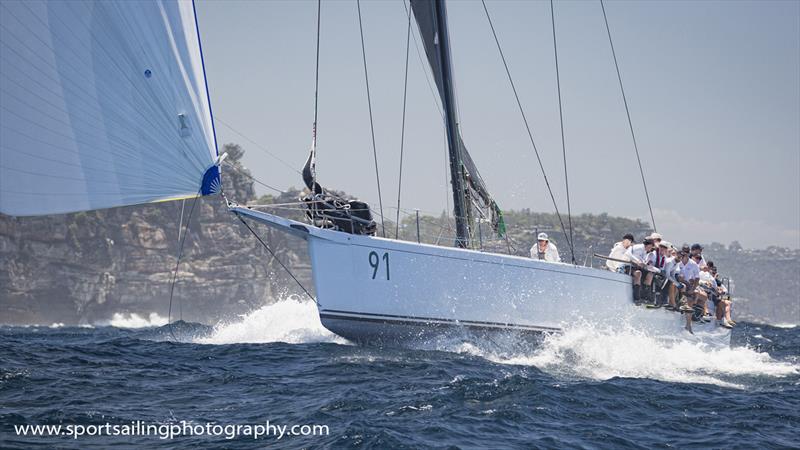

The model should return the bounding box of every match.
[0,144,311,325]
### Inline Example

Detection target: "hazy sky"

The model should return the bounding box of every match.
[196,0,799,249]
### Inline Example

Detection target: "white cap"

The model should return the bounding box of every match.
[537,232,549,241]
[649,232,663,240]
[659,240,671,248]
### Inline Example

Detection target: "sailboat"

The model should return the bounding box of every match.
[0,0,730,347]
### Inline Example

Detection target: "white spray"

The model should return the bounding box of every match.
[196,296,347,345]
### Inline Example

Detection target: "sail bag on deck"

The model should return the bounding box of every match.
[0,0,218,216]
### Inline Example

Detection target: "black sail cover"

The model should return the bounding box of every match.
[410,0,505,238]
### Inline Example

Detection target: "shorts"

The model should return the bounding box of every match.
[707,289,726,306]
[625,264,643,276]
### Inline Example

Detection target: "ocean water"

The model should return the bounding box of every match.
[1,299,799,449]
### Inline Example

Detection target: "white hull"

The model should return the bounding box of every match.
[232,207,731,347]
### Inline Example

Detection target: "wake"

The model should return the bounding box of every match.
[441,323,799,389]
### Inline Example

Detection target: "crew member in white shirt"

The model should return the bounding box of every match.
[530,232,560,263]
[698,265,732,328]
[660,242,681,309]
[690,254,711,318]
[678,252,700,288]
[690,243,707,268]
[676,251,701,333]
[624,238,656,303]
[606,233,634,272]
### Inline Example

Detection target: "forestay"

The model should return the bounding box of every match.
[0,0,218,216]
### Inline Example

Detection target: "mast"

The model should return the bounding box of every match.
[431,0,470,248]
[412,0,504,248]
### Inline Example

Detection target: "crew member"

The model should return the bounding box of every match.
[606,233,634,272]
[625,238,655,303]
[647,232,663,247]
[676,251,701,333]
[661,242,681,309]
[530,232,560,263]
[690,243,707,268]
[648,241,671,307]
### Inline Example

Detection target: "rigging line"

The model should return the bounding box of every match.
[599,0,657,232]
[443,128,450,222]
[311,0,322,192]
[177,199,185,245]
[356,0,386,237]
[480,0,575,256]
[234,212,318,305]
[167,191,201,342]
[213,117,301,175]
[222,161,285,194]
[395,3,412,239]
[177,199,185,320]
[313,0,322,135]
[550,0,575,265]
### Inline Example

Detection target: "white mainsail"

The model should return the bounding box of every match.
[0,0,218,216]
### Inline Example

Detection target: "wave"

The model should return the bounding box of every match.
[196,296,348,345]
[101,312,169,329]
[439,323,799,388]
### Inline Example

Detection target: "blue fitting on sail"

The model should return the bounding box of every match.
[200,165,221,195]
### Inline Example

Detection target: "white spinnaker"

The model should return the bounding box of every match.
[0,0,218,216]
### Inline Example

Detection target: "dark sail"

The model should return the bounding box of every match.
[410,0,505,244]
